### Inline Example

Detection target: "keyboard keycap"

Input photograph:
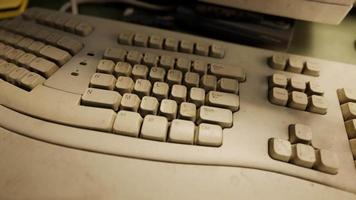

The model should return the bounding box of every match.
[164,37,179,51]
[289,124,312,144]
[81,88,122,111]
[217,78,239,94]
[17,53,36,68]
[75,22,93,36]
[134,79,152,97]
[198,106,233,128]
[200,74,217,91]
[288,91,308,110]
[132,64,148,80]
[314,149,339,175]
[160,99,178,121]
[103,47,126,62]
[306,81,324,96]
[113,110,143,137]
[133,33,148,47]
[189,87,205,107]
[195,42,209,56]
[287,57,304,73]
[196,123,223,147]
[126,50,142,65]
[269,73,287,88]
[192,60,207,75]
[303,62,320,77]
[206,91,240,112]
[209,44,224,58]
[19,72,45,90]
[141,115,169,141]
[179,40,194,53]
[159,55,175,69]
[149,67,166,82]
[140,96,159,116]
[89,73,116,90]
[170,84,187,103]
[184,72,199,88]
[307,95,328,115]
[142,52,158,67]
[57,36,83,54]
[8,67,30,84]
[269,87,288,106]
[120,93,141,112]
[115,76,134,94]
[168,119,195,144]
[152,82,169,100]
[29,57,59,78]
[268,138,292,162]
[210,63,246,82]
[148,35,163,49]
[289,77,306,92]
[39,45,71,65]
[179,102,196,122]
[291,143,316,168]
[167,69,182,85]
[97,59,115,74]
[114,62,132,77]
[118,32,134,45]
[0,62,18,80]
[176,57,191,72]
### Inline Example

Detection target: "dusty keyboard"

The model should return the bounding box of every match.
[1,7,356,196]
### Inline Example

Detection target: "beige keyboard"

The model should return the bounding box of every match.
[1,7,356,199]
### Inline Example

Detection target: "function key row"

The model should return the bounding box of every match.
[118,32,225,59]
[269,124,339,175]
[103,47,245,82]
[268,73,327,115]
[22,8,93,36]
[269,54,320,77]
[337,88,356,167]
[0,20,83,55]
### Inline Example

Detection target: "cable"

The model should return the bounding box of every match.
[59,0,174,14]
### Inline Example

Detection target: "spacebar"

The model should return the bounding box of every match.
[0,81,116,132]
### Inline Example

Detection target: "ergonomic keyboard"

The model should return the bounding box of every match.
[1,7,356,200]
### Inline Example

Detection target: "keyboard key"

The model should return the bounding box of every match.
[337,88,356,104]
[115,76,134,94]
[39,45,71,65]
[45,33,62,45]
[167,69,182,85]
[103,47,126,62]
[269,54,288,70]
[289,77,306,92]
[148,35,163,49]
[314,149,339,175]
[209,44,224,58]
[345,119,356,139]
[289,124,312,144]
[198,106,233,128]
[118,32,134,45]
[89,73,116,90]
[75,22,93,36]
[81,88,122,111]
[97,59,115,74]
[120,93,141,112]
[126,50,143,65]
[16,37,34,49]
[141,115,169,141]
[168,119,195,144]
[114,62,132,77]
[170,84,187,103]
[5,49,25,62]
[0,62,18,80]
[341,102,356,121]
[113,110,143,137]
[286,57,304,73]
[306,81,324,96]
[64,18,81,32]
[291,143,316,168]
[210,63,246,82]
[159,55,175,69]
[307,95,328,115]
[140,96,159,116]
[269,73,287,88]
[142,52,158,67]
[19,72,45,90]
[268,138,292,162]
[57,36,83,54]
[132,64,149,80]
[27,41,45,53]
[179,40,194,53]
[303,62,320,77]
[269,87,288,106]
[160,99,178,120]
[184,72,199,88]
[17,53,36,68]
[179,102,196,122]
[149,67,166,82]
[164,37,179,51]
[133,33,148,47]
[192,60,207,75]
[200,74,217,91]
[8,67,30,85]
[28,57,59,78]
[206,91,240,112]
[152,81,169,100]
[0,45,14,57]
[217,78,239,94]
[176,57,191,72]
[189,87,205,107]
[288,91,308,110]
[196,123,223,147]
[195,42,209,56]
[134,79,152,97]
